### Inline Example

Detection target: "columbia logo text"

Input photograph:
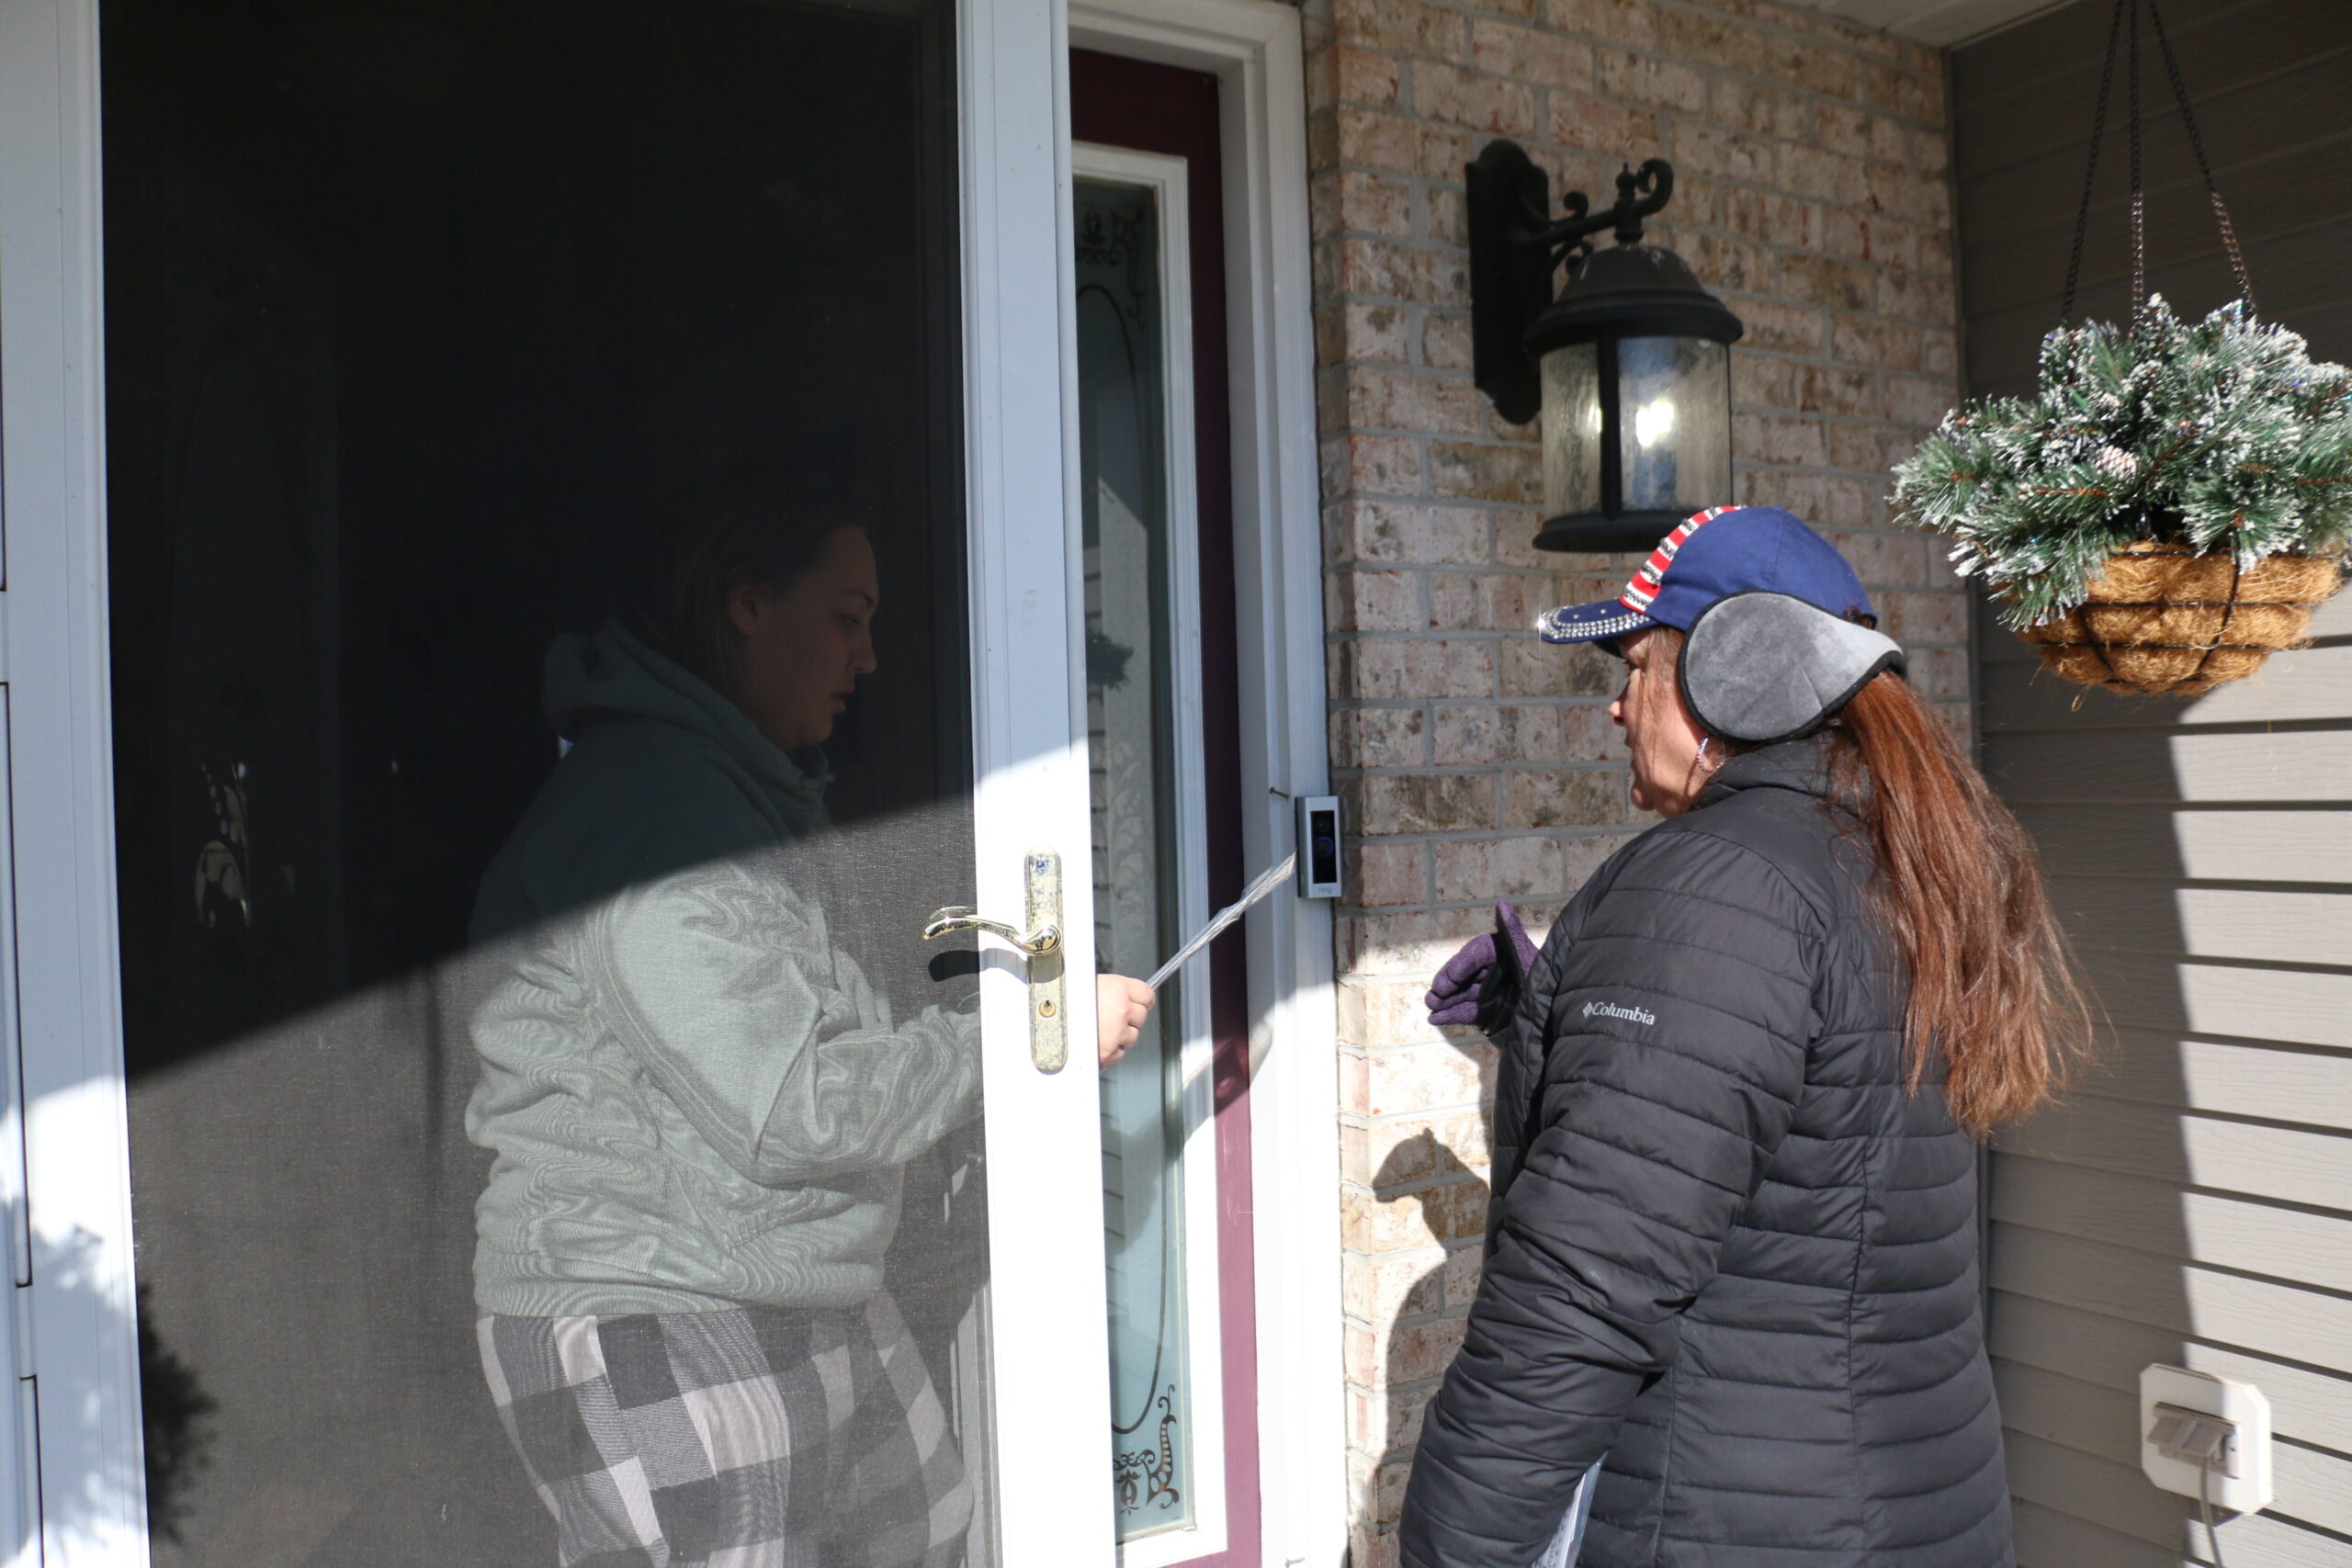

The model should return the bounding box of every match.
[1583,1000,1657,1026]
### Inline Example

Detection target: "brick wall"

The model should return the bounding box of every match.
[1299,2,1966,1562]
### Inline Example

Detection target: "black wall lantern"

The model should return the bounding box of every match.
[1468,142,1744,553]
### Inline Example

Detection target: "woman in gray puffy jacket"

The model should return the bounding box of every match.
[465,484,1154,1568]
[1402,506,2086,1568]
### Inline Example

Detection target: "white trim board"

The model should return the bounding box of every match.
[959,0,1135,1559]
[1066,5,1343,1566]
[0,0,149,1562]
[1798,0,2073,48]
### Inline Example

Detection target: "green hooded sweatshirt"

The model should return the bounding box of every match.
[465,623,981,1316]
[469,620,835,944]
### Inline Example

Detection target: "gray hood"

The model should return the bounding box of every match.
[546,620,831,820]
[468,620,831,943]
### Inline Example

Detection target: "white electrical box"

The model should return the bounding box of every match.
[2140,1363,2272,1514]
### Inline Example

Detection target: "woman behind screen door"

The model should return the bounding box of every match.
[1405,506,2087,1568]
[464,478,1155,1568]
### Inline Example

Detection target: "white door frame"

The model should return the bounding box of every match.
[0,0,1125,1560]
[1063,5,1343,1565]
[957,0,1125,1558]
[0,0,145,1561]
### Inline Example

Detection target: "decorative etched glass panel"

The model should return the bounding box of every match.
[1075,173,1206,1542]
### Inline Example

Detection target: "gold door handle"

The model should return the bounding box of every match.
[922,907,1062,956]
[919,849,1068,1072]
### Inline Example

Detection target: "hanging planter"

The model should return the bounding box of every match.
[2017,537,2342,697]
[1892,0,2352,696]
[1899,299,2352,695]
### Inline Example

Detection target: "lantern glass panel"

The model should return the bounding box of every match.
[1538,341,1602,519]
[1616,335,1729,513]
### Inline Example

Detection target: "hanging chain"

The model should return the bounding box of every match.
[2127,0,2145,315]
[2060,0,2256,323]
[2061,0,2129,321]
[2145,0,2257,310]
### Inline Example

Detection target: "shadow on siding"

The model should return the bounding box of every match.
[1981,591,2352,1566]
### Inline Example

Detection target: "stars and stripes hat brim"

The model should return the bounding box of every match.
[1533,598,1658,644]
[1534,505,1741,648]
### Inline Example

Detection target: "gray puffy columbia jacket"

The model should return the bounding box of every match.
[1400,739,2010,1568]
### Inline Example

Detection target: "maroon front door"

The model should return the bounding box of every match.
[1072,46,1262,1568]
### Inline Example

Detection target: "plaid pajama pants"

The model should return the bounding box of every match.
[479,1293,972,1568]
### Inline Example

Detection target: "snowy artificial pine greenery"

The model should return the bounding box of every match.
[1893,296,2352,628]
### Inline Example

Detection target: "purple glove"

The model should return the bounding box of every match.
[1425,901,1538,1029]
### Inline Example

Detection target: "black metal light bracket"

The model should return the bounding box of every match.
[1468,143,1675,425]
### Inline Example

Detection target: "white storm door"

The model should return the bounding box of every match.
[0,0,1119,1562]
[958,0,1125,1561]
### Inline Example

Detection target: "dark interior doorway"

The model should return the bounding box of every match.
[101,1,967,1560]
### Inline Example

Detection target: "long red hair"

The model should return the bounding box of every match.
[1657,630,2087,1135]
[1822,674,2089,1134]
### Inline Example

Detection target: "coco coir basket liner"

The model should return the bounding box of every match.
[2018,542,2343,696]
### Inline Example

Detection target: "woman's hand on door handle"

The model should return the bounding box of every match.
[1096,975,1157,1069]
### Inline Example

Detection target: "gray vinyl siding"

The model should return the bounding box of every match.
[1952,3,2352,1564]
[1951,0,2352,400]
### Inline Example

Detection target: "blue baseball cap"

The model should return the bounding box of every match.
[1535,504,1879,650]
